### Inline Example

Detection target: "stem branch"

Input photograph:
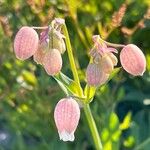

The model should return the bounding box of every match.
[100,38,125,48]
[31,26,48,29]
[104,40,125,48]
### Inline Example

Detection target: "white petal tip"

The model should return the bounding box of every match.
[140,73,144,76]
[59,131,75,142]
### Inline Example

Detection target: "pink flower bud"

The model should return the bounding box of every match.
[86,63,109,86]
[101,54,114,74]
[43,49,62,76]
[33,47,45,65]
[33,29,49,65]
[14,26,39,60]
[120,44,146,76]
[54,97,80,142]
[39,25,66,54]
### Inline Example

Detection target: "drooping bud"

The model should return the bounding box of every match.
[14,26,39,60]
[37,27,66,54]
[120,44,146,76]
[43,49,62,76]
[101,54,114,74]
[54,97,80,142]
[33,29,49,65]
[86,63,109,86]
[33,47,46,65]
[39,27,50,50]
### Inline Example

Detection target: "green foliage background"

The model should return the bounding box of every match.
[0,0,150,150]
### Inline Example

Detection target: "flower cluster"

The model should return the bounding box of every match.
[86,35,146,86]
[14,18,146,143]
[14,18,81,142]
[54,97,80,141]
[14,18,66,76]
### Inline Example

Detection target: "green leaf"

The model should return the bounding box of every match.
[109,112,119,131]
[101,128,110,142]
[54,72,81,96]
[120,112,132,130]
[53,76,69,96]
[103,140,112,150]
[112,130,121,142]
[123,136,135,148]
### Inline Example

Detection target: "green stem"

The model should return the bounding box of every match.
[84,105,103,150]
[63,24,83,96]
[63,23,103,150]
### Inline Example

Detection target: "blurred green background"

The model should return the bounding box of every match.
[0,0,150,150]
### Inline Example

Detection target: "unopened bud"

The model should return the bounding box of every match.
[120,44,146,76]
[54,97,80,142]
[43,49,62,76]
[14,26,39,60]
[33,47,46,65]
[86,63,109,86]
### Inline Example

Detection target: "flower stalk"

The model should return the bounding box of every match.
[13,17,146,150]
[63,23,103,150]
[100,38,125,48]
[31,26,48,30]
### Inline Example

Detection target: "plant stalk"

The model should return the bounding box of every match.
[31,26,48,29]
[63,23,103,150]
[84,104,103,150]
[100,38,125,48]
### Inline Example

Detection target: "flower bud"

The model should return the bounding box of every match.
[54,97,80,142]
[86,63,109,86]
[43,49,62,76]
[14,26,39,60]
[101,54,114,74]
[33,29,50,64]
[49,29,66,54]
[33,47,45,65]
[39,28,50,50]
[120,44,146,76]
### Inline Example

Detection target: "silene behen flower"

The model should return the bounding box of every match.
[86,35,118,86]
[14,26,39,60]
[54,97,80,142]
[33,18,66,75]
[86,35,146,87]
[120,44,146,76]
[14,18,66,76]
